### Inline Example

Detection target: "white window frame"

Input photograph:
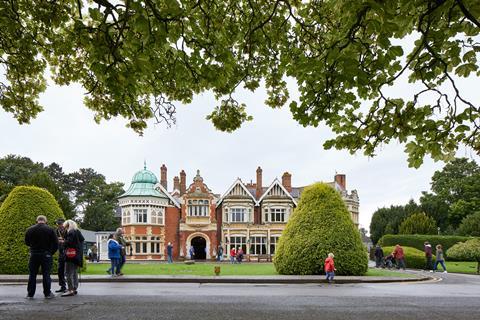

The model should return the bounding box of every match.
[134,208,148,223]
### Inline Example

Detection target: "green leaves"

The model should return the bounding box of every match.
[1,0,479,167]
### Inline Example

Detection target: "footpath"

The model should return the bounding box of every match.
[0,272,435,284]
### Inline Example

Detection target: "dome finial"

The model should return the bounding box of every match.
[144,159,147,170]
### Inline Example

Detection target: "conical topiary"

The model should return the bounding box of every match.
[274,183,368,275]
[0,186,65,274]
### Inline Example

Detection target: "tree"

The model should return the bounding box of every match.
[0,155,76,218]
[369,199,421,244]
[447,239,480,274]
[0,186,65,274]
[1,1,479,166]
[457,212,480,237]
[81,201,119,231]
[274,183,368,275]
[398,212,438,235]
[421,158,480,228]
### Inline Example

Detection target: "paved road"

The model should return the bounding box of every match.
[0,272,479,320]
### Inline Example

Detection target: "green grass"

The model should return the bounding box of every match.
[442,261,479,274]
[83,262,418,277]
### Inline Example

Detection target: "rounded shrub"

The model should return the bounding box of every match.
[273,183,368,275]
[0,186,65,274]
[382,246,434,269]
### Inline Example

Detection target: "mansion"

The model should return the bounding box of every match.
[118,165,359,261]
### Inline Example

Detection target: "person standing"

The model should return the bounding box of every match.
[62,220,84,297]
[25,215,58,299]
[167,242,173,264]
[424,241,433,272]
[393,244,406,270]
[236,247,244,264]
[55,218,67,293]
[115,228,129,276]
[189,246,195,260]
[324,253,336,283]
[433,244,448,273]
[107,234,122,276]
[230,247,236,264]
[374,245,384,268]
[217,244,224,262]
[91,243,98,262]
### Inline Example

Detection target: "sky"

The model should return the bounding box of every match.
[1,74,479,232]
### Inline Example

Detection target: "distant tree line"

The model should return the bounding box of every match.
[0,155,124,231]
[370,158,480,244]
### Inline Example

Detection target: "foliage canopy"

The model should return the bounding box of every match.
[1,1,479,166]
[399,212,437,235]
[274,183,368,275]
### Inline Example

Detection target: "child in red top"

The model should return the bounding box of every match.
[324,253,336,283]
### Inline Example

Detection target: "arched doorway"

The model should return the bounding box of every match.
[191,236,207,260]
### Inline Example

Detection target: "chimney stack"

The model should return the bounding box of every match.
[180,170,186,195]
[256,166,263,199]
[160,164,167,189]
[173,176,180,191]
[282,172,292,193]
[334,173,346,190]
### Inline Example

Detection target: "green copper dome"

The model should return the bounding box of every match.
[132,169,158,184]
[119,165,167,199]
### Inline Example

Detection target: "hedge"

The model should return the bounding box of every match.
[274,183,368,275]
[447,239,480,274]
[0,186,65,274]
[382,246,433,269]
[378,234,474,260]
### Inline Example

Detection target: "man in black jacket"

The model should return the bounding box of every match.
[25,215,58,299]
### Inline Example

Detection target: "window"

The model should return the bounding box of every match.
[270,236,280,255]
[250,236,267,255]
[270,208,287,222]
[230,208,246,222]
[122,210,131,224]
[229,236,247,253]
[188,199,209,216]
[134,209,148,223]
[150,237,161,253]
[151,207,164,224]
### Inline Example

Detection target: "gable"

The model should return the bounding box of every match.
[259,179,298,206]
[216,179,257,207]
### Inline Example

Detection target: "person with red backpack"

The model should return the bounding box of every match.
[324,253,336,283]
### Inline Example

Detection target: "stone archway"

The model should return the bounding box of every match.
[191,236,207,260]
[186,232,211,260]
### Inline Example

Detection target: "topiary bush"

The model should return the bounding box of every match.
[0,186,65,274]
[457,212,480,237]
[273,183,368,275]
[447,239,480,274]
[378,234,474,260]
[399,212,437,235]
[382,246,433,269]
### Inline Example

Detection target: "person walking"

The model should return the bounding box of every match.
[324,253,336,283]
[55,218,67,293]
[424,241,433,272]
[167,242,173,263]
[107,234,122,276]
[62,220,84,297]
[25,215,58,299]
[230,247,236,264]
[374,245,384,268]
[393,244,406,270]
[217,244,224,262]
[114,228,128,276]
[433,244,448,273]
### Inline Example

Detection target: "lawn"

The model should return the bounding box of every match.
[83,262,415,277]
[443,261,479,274]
